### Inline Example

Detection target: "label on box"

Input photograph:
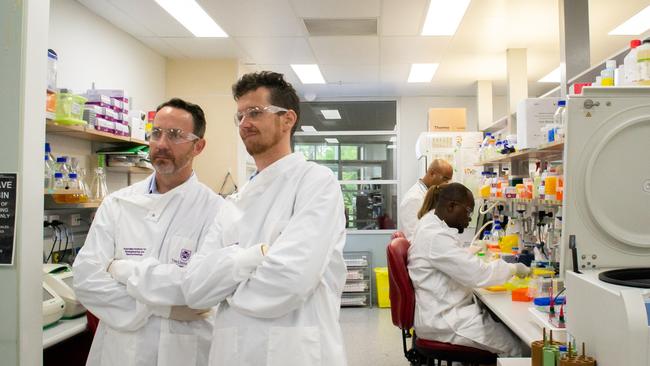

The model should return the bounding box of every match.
[105,108,119,120]
[97,118,115,132]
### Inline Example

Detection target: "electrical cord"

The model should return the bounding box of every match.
[46,225,60,263]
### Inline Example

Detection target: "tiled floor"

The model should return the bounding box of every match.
[340,307,411,366]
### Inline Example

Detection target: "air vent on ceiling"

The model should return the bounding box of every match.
[304,18,378,36]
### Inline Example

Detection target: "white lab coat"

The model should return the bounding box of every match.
[399,180,428,241]
[73,174,223,366]
[182,152,348,366]
[407,212,523,357]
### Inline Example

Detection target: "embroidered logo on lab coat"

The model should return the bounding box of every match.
[173,248,192,267]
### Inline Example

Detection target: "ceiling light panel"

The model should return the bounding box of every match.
[154,0,228,37]
[609,5,650,35]
[301,125,318,132]
[321,110,342,119]
[325,138,340,144]
[408,63,439,83]
[291,64,326,84]
[421,0,471,36]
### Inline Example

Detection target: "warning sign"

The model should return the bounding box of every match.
[0,173,17,266]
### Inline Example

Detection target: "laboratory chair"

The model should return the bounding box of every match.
[386,235,497,366]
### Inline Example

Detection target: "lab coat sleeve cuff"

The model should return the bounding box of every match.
[150,305,171,319]
[109,259,138,284]
[233,244,265,282]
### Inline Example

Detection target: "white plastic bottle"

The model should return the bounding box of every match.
[601,60,616,86]
[624,39,642,85]
[637,38,650,86]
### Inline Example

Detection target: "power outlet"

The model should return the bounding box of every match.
[70,214,81,226]
[48,215,60,223]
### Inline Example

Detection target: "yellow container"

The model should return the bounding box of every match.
[374,267,391,308]
[54,92,87,126]
[544,175,558,198]
[479,184,490,198]
[498,234,519,253]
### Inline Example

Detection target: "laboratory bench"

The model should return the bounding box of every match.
[474,288,544,346]
[43,316,88,349]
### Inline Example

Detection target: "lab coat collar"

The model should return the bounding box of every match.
[417,179,428,193]
[235,153,304,198]
[116,173,198,222]
[429,212,460,237]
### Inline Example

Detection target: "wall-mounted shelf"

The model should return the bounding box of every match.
[477,141,564,166]
[44,195,101,210]
[481,197,562,207]
[482,114,511,134]
[46,119,148,146]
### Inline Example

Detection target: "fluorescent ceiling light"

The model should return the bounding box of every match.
[154,0,228,37]
[421,0,471,36]
[387,144,396,149]
[408,63,439,83]
[324,138,339,144]
[290,64,326,84]
[301,125,317,132]
[609,5,650,35]
[538,66,561,83]
[321,109,341,119]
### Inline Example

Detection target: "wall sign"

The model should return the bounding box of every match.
[0,173,17,266]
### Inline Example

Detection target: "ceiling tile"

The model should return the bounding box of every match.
[380,0,427,36]
[235,37,315,64]
[320,64,379,83]
[135,37,185,58]
[380,64,410,83]
[199,0,305,37]
[381,37,450,64]
[310,36,379,65]
[77,0,156,38]
[161,38,243,59]
[290,0,380,18]
[107,0,193,37]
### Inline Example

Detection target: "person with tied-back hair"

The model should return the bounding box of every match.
[399,159,453,242]
[408,183,530,357]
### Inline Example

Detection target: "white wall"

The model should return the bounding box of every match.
[48,0,166,113]
[398,95,506,199]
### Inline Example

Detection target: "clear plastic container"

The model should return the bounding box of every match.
[637,38,650,85]
[47,49,58,91]
[54,90,88,126]
[52,173,70,203]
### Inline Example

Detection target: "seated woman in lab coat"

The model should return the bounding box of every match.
[408,183,529,357]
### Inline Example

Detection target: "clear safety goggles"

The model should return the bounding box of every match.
[234,105,289,126]
[150,127,200,144]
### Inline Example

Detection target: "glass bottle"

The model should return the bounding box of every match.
[90,167,108,202]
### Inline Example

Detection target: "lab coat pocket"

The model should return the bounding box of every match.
[157,333,198,366]
[210,327,239,365]
[167,235,196,268]
[99,327,137,366]
[267,326,321,366]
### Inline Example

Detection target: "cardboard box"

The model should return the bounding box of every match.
[428,108,466,131]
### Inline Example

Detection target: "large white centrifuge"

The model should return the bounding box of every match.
[562,87,650,366]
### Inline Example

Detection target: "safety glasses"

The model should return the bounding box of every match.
[150,127,200,144]
[234,105,289,126]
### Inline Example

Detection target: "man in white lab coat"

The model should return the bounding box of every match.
[399,159,453,241]
[73,98,224,366]
[180,71,348,366]
[408,183,529,357]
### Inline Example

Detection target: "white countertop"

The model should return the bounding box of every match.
[497,358,532,366]
[474,288,542,346]
[43,316,88,348]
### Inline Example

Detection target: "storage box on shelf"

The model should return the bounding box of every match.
[342,251,372,308]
